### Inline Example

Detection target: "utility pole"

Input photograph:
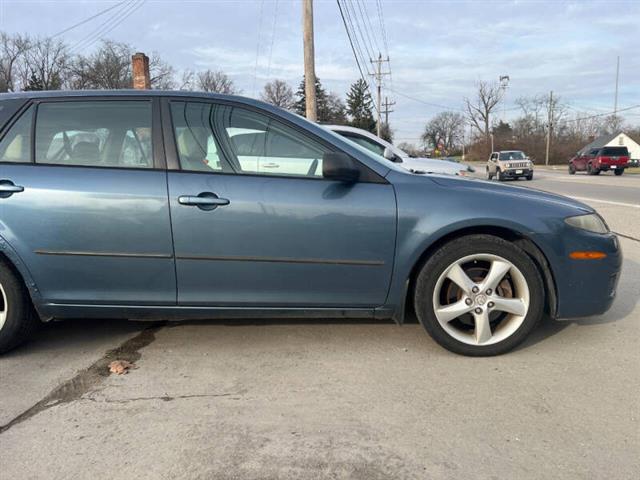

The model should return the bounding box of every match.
[545,90,553,166]
[370,53,390,137]
[302,0,317,121]
[382,96,395,125]
[614,56,620,116]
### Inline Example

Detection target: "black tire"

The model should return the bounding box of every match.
[497,169,506,181]
[486,167,493,180]
[569,164,576,175]
[614,169,623,176]
[0,259,40,354]
[526,173,533,181]
[413,235,544,356]
[587,163,600,175]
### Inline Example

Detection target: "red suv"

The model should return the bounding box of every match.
[569,146,630,176]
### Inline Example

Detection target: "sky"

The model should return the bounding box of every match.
[2,0,639,143]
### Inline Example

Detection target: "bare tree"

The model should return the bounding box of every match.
[70,40,132,89]
[149,54,175,90]
[19,36,69,90]
[196,70,239,94]
[178,69,195,90]
[70,40,174,90]
[1,32,30,92]
[422,111,466,153]
[261,79,294,110]
[464,80,503,146]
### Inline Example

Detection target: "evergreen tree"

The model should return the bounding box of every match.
[346,79,376,133]
[23,72,45,91]
[294,76,329,120]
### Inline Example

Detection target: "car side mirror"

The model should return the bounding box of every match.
[323,152,360,183]
[383,146,396,161]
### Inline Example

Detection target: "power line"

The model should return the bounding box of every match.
[252,0,265,96]
[386,87,466,113]
[560,104,640,124]
[70,0,142,53]
[345,0,375,62]
[375,0,389,58]
[336,0,378,114]
[355,0,380,57]
[266,0,279,78]
[340,0,372,78]
[82,0,145,51]
[51,1,128,38]
[69,0,134,52]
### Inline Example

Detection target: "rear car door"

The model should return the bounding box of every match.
[0,96,175,305]
[164,99,396,307]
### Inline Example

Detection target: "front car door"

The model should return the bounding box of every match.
[164,99,396,308]
[0,96,175,307]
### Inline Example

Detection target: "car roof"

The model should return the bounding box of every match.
[1,89,238,101]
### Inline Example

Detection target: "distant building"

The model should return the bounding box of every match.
[578,132,640,160]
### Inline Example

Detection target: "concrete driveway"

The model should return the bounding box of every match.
[1,172,638,480]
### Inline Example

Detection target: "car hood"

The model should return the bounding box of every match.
[428,175,594,213]
[400,157,463,175]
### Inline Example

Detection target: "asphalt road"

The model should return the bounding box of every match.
[1,171,638,480]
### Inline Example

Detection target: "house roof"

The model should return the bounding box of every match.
[578,132,620,154]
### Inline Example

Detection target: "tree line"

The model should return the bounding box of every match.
[0,32,390,141]
[414,80,638,164]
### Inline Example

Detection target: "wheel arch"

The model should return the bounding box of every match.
[398,225,557,324]
[0,237,47,321]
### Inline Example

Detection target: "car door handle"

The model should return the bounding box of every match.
[178,193,230,210]
[261,163,280,168]
[0,180,24,197]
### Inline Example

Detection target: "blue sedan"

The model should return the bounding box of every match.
[0,91,622,355]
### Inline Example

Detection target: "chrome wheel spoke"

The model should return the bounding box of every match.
[435,299,473,324]
[432,253,531,347]
[446,263,476,295]
[473,310,492,344]
[481,259,512,292]
[492,296,527,316]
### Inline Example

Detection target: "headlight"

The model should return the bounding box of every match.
[565,213,609,234]
[506,163,512,168]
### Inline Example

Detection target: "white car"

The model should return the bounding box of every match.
[326,125,474,176]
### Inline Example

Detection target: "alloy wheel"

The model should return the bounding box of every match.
[432,253,530,346]
[0,281,7,331]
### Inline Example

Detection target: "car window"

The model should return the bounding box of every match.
[170,102,223,172]
[340,132,386,157]
[210,104,331,178]
[499,151,525,160]
[34,101,153,168]
[0,105,33,163]
[601,146,628,156]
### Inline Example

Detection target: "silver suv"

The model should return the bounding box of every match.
[486,150,534,181]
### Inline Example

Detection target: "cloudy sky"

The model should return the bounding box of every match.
[2,0,639,142]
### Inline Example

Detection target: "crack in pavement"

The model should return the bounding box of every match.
[614,231,640,243]
[84,393,240,404]
[0,322,166,435]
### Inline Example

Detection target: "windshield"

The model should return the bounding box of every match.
[499,151,526,160]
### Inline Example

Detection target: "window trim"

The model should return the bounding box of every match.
[22,96,165,171]
[162,96,388,184]
[0,100,35,164]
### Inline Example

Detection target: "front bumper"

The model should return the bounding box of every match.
[549,230,623,319]
[502,168,533,178]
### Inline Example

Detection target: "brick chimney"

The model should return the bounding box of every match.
[131,52,150,89]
